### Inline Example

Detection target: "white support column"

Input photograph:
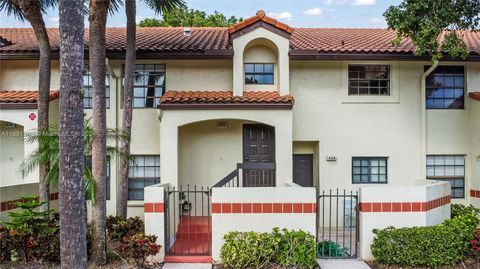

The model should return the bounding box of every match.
[144,184,167,261]
[159,115,179,187]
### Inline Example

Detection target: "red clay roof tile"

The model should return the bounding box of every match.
[1,22,480,56]
[469,92,480,101]
[229,10,294,34]
[0,90,59,103]
[160,91,294,105]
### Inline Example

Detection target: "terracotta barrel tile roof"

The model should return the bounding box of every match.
[0,27,231,54]
[0,90,59,103]
[160,90,294,104]
[1,25,480,57]
[290,28,480,54]
[228,10,294,34]
[469,92,480,101]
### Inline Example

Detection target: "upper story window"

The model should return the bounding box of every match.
[244,63,274,84]
[426,155,465,198]
[426,66,464,109]
[130,64,165,108]
[348,65,390,95]
[83,65,110,109]
[352,157,388,184]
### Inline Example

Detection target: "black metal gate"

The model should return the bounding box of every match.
[164,185,211,256]
[317,189,359,259]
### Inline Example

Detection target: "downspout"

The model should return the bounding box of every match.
[421,61,438,180]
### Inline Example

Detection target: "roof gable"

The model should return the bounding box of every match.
[228,10,294,36]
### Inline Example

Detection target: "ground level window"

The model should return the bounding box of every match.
[426,155,465,198]
[352,157,387,183]
[128,155,160,200]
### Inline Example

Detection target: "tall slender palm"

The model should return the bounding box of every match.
[0,0,55,212]
[58,0,87,267]
[88,0,114,265]
[117,0,185,219]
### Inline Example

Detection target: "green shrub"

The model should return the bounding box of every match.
[0,196,60,263]
[274,228,317,268]
[451,204,480,220]
[371,205,480,267]
[220,228,317,269]
[119,233,160,268]
[106,215,144,241]
[220,231,280,269]
[317,240,349,257]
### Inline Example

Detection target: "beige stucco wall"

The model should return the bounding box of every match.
[179,120,243,187]
[291,60,424,193]
[160,109,293,188]
[0,121,24,185]
[1,36,479,217]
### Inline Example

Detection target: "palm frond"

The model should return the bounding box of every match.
[109,0,123,15]
[84,164,96,202]
[143,0,186,15]
[0,0,26,21]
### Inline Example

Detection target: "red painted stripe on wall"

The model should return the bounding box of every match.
[211,203,316,214]
[359,195,451,213]
[0,192,59,212]
[471,190,480,198]
[144,202,164,213]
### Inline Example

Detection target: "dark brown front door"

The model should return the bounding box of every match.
[243,124,275,187]
[293,154,313,187]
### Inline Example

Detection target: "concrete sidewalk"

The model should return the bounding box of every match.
[163,263,212,269]
[318,259,371,269]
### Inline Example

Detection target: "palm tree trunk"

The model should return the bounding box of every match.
[117,0,136,219]
[89,0,109,265]
[58,0,87,268]
[12,0,51,212]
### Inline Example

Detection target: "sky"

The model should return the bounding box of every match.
[0,0,403,28]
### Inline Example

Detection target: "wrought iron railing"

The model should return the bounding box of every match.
[212,162,276,188]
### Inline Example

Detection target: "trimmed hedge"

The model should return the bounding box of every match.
[220,228,317,269]
[371,204,480,267]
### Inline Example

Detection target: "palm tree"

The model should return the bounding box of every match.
[88,0,121,265]
[0,0,55,212]
[117,0,186,219]
[19,120,130,202]
[58,0,86,266]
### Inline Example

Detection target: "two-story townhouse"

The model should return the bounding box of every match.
[1,10,479,224]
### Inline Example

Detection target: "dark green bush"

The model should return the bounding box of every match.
[220,231,280,269]
[451,204,480,220]
[273,228,317,268]
[317,240,349,257]
[220,228,317,269]
[371,204,480,267]
[0,196,60,263]
[106,215,144,241]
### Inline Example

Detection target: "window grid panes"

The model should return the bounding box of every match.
[244,63,274,84]
[426,155,465,198]
[348,65,390,95]
[85,156,111,200]
[130,64,166,108]
[128,155,160,200]
[352,157,387,183]
[426,66,464,109]
[83,65,110,109]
